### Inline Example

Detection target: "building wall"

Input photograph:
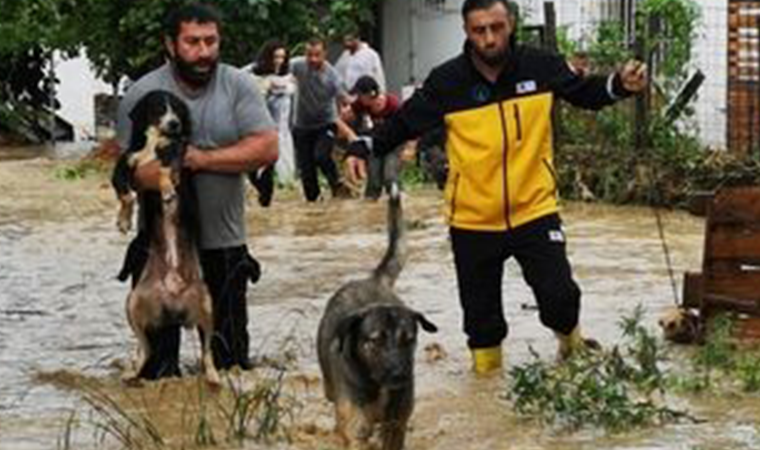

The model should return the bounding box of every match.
[54,51,112,141]
[381,0,728,149]
[692,0,728,149]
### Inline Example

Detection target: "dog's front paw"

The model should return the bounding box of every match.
[117,213,132,234]
[121,372,145,387]
[205,369,222,389]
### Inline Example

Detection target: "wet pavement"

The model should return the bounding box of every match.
[1,154,760,449]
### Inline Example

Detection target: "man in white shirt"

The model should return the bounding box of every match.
[334,32,386,93]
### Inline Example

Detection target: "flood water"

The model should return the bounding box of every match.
[1,154,760,449]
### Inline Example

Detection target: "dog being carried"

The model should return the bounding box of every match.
[317,183,437,450]
[112,90,220,386]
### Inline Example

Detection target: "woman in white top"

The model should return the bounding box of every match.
[250,40,297,203]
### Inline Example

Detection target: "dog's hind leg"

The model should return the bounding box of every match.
[197,290,221,387]
[122,325,150,386]
[158,166,177,202]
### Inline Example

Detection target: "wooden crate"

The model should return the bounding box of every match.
[683,186,760,338]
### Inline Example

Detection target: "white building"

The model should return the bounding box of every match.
[54,50,112,142]
[381,0,728,149]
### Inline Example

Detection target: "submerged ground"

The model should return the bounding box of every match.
[1,148,759,449]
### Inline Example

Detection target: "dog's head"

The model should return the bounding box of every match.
[129,90,191,143]
[129,90,192,172]
[337,305,437,388]
[658,307,701,344]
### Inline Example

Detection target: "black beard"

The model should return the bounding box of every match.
[172,55,218,88]
[476,47,508,68]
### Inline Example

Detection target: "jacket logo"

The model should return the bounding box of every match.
[471,84,491,103]
[516,80,537,94]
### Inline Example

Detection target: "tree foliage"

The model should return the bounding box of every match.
[72,0,380,85]
[0,0,380,96]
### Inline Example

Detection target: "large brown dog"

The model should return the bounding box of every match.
[317,184,437,450]
[115,90,220,386]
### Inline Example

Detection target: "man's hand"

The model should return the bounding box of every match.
[183,145,208,172]
[346,138,371,159]
[346,156,367,184]
[619,60,648,93]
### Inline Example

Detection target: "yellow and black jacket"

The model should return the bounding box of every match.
[372,44,629,231]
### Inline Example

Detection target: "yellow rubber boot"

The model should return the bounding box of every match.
[555,327,600,361]
[471,346,502,375]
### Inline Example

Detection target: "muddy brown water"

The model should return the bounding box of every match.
[1,154,760,449]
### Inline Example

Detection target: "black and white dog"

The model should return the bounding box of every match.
[112,90,220,386]
[317,183,437,450]
[112,90,191,233]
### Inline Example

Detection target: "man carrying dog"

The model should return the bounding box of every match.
[116,3,277,378]
[346,0,647,374]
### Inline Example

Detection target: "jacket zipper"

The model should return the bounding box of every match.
[513,104,522,142]
[543,158,558,192]
[497,102,511,229]
[450,172,460,223]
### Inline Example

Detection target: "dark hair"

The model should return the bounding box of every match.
[342,24,360,41]
[307,36,326,49]
[253,40,289,76]
[164,3,222,41]
[461,0,516,20]
[351,75,380,96]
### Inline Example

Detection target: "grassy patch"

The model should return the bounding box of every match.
[508,305,698,432]
[56,367,300,449]
[54,159,108,181]
[669,314,760,394]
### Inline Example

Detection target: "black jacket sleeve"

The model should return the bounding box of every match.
[370,72,446,157]
[544,52,630,110]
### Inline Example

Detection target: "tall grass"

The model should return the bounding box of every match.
[56,365,299,449]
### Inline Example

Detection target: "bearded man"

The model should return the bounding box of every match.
[115,3,278,378]
[346,0,648,374]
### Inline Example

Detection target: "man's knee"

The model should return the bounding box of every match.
[536,282,581,334]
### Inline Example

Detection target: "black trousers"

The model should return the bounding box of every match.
[450,214,581,349]
[292,125,341,202]
[122,233,258,379]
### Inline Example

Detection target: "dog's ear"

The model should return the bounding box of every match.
[168,93,192,138]
[414,312,438,333]
[336,311,366,353]
[128,95,149,129]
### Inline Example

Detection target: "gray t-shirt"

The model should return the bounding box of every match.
[116,63,275,249]
[290,58,346,129]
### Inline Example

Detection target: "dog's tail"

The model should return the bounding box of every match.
[373,182,406,288]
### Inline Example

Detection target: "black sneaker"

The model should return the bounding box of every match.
[248,166,275,207]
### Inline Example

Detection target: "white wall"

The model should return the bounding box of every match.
[54,50,112,141]
[382,0,464,93]
[689,0,728,149]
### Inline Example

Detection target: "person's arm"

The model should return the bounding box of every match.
[345,71,444,181]
[547,51,647,109]
[360,72,444,157]
[336,118,359,142]
[183,130,278,173]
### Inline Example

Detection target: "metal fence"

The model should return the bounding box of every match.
[515,0,758,153]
